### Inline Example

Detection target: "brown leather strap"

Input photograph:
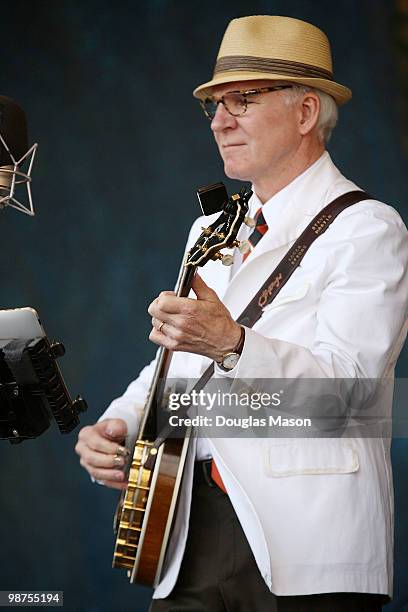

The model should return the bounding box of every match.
[147,190,372,456]
[237,190,371,327]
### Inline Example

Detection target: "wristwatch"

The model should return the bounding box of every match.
[219,326,245,371]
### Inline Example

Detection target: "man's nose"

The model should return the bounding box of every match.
[210,103,237,133]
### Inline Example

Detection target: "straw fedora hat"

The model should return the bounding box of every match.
[193,15,351,105]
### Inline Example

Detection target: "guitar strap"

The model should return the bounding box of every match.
[148,189,372,455]
[236,189,372,327]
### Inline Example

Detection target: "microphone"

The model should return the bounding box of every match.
[0,96,37,216]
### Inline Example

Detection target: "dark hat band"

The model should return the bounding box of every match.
[214,56,333,81]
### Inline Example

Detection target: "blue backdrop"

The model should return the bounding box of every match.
[0,1,407,611]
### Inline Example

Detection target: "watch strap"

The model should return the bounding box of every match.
[219,326,246,370]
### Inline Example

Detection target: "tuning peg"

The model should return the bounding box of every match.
[237,240,252,255]
[244,216,256,228]
[232,239,251,255]
[213,252,234,266]
[221,254,234,266]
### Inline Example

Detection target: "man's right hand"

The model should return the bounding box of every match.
[75,418,130,490]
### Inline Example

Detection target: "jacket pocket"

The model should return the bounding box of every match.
[264,440,359,477]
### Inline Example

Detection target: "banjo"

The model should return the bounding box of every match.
[112,183,252,586]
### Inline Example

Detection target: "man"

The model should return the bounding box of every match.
[75,15,408,611]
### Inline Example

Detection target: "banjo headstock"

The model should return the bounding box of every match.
[186,183,253,268]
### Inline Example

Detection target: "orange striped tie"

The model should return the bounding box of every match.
[211,460,227,493]
[211,209,268,494]
[242,207,269,262]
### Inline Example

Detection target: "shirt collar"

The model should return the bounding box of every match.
[248,151,329,227]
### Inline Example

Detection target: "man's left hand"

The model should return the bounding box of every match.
[148,274,241,363]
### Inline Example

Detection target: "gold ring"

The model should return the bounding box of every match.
[115,445,129,457]
[158,321,165,333]
[114,454,123,466]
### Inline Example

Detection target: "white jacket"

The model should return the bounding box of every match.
[101,152,408,598]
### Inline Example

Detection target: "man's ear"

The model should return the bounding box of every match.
[298,92,320,136]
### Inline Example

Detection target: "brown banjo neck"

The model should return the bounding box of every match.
[138,264,197,440]
[138,183,253,441]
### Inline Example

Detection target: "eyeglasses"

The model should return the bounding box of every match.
[199,85,293,120]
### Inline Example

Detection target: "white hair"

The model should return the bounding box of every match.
[279,82,338,145]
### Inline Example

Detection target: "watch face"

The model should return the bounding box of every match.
[222,352,240,370]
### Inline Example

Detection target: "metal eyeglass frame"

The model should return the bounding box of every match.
[199,85,294,120]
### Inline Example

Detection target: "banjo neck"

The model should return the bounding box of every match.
[138,263,197,440]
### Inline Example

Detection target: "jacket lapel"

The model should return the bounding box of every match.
[220,153,344,318]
